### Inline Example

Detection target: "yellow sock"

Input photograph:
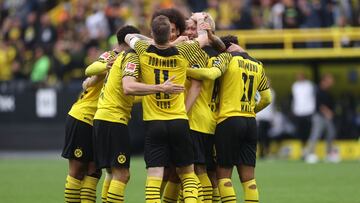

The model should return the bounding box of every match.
[145,176,162,203]
[242,179,259,203]
[218,178,236,203]
[194,175,204,203]
[107,180,126,203]
[80,176,99,203]
[179,172,198,203]
[212,187,221,202]
[160,180,167,197]
[102,173,112,202]
[163,181,181,203]
[65,175,81,202]
[197,174,212,203]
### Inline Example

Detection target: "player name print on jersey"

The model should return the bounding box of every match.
[147,56,177,68]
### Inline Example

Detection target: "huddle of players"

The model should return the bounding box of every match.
[62,8,271,203]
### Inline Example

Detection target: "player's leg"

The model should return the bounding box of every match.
[101,169,112,203]
[81,126,102,203]
[163,166,181,203]
[81,162,101,203]
[192,131,213,203]
[236,117,259,203]
[215,117,239,203]
[207,170,220,202]
[107,123,131,203]
[62,115,92,202]
[169,119,199,203]
[205,135,220,202]
[93,120,130,203]
[236,165,258,203]
[144,120,169,203]
[65,160,86,203]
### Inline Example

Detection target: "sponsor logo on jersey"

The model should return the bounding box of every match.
[125,62,136,72]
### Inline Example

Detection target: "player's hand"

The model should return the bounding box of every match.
[106,56,116,69]
[82,77,91,90]
[191,12,207,21]
[172,36,189,45]
[227,43,246,52]
[160,75,185,94]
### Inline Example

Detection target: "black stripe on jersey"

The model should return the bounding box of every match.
[231,51,261,65]
[202,46,220,57]
[146,45,179,56]
[178,41,208,68]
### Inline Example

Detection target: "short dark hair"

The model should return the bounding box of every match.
[152,8,186,36]
[220,35,239,49]
[151,15,171,45]
[116,25,140,45]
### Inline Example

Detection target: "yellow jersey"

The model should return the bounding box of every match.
[134,40,208,121]
[186,46,223,134]
[68,50,118,126]
[94,50,140,125]
[217,52,269,123]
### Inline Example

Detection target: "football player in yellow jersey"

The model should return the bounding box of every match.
[187,35,272,203]
[183,14,226,203]
[62,48,118,203]
[92,25,184,203]
[124,14,211,203]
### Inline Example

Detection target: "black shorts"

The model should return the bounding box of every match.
[144,119,194,168]
[62,115,94,162]
[190,130,216,170]
[215,116,257,167]
[93,119,130,170]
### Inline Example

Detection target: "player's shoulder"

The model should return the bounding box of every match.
[146,45,179,57]
[176,40,200,49]
[230,51,262,65]
[97,50,118,63]
[124,49,137,57]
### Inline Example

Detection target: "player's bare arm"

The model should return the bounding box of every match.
[82,75,105,90]
[185,79,202,112]
[208,31,226,52]
[191,13,209,48]
[122,75,185,96]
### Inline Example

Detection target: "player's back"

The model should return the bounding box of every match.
[186,45,220,134]
[94,50,138,125]
[68,50,117,125]
[217,52,269,123]
[134,40,207,121]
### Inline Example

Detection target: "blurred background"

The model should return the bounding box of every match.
[0,0,360,161]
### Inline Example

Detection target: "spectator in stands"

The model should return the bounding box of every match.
[0,41,17,81]
[303,74,339,163]
[38,13,57,53]
[30,47,50,84]
[282,0,304,28]
[291,72,316,144]
[86,4,110,41]
[22,11,38,49]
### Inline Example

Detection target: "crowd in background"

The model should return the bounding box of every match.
[0,0,359,146]
[1,0,360,83]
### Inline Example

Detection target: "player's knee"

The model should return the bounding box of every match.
[112,168,130,183]
[194,164,207,175]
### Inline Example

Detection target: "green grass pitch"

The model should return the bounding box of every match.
[0,156,359,203]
